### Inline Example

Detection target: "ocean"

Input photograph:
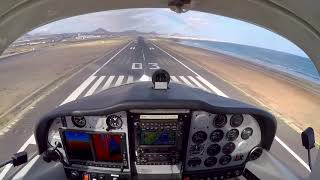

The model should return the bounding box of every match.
[176,39,320,84]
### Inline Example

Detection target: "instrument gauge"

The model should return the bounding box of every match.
[204,157,217,167]
[241,127,253,140]
[219,155,232,165]
[210,129,224,142]
[226,129,239,141]
[71,116,86,128]
[213,114,227,128]
[192,131,207,144]
[189,144,205,155]
[230,114,243,127]
[106,115,123,129]
[222,142,236,154]
[207,144,221,156]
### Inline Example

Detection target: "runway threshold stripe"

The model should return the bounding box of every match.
[61,76,96,105]
[114,76,125,87]
[187,76,210,92]
[102,76,115,90]
[84,76,105,97]
[170,76,180,83]
[196,76,227,97]
[127,76,134,84]
[179,76,194,87]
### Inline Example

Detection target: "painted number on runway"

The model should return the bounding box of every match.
[148,63,160,69]
[131,63,160,70]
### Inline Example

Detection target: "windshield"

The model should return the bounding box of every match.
[0,8,319,179]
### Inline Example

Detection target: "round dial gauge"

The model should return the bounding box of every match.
[207,144,221,156]
[241,127,253,140]
[204,157,217,167]
[106,115,123,129]
[71,116,86,128]
[192,131,207,144]
[213,114,227,128]
[190,144,205,155]
[222,142,236,154]
[194,113,210,128]
[219,155,232,165]
[230,114,244,127]
[226,129,239,141]
[210,129,224,142]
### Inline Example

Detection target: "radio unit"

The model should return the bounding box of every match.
[129,112,191,165]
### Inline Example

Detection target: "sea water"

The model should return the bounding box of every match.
[177,39,320,84]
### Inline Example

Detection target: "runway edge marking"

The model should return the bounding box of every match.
[151,42,311,172]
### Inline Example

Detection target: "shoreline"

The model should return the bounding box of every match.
[172,38,320,86]
[171,40,320,96]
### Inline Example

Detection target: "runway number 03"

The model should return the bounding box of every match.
[131,63,160,70]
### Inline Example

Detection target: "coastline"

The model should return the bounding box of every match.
[176,39,320,86]
[176,40,320,95]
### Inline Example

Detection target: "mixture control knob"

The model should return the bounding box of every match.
[70,170,80,180]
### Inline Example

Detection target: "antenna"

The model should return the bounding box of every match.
[152,69,171,90]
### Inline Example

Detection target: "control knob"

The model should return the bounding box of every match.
[70,170,80,180]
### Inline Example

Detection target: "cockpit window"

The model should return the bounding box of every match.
[0,8,318,179]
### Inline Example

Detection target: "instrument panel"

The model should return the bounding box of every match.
[185,111,261,171]
[47,109,263,179]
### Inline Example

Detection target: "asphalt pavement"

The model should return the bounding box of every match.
[0,37,317,179]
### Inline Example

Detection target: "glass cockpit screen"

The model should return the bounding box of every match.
[62,130,124,163]
[92,134,123,162]
[140,131,176,145]
[64,131,93,161]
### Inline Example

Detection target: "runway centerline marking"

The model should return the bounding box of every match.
[151,41,311,172]
[142,49,146,63]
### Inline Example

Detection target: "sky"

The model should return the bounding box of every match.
[30,8,308,58]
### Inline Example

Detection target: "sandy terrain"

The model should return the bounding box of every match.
[157,40,320,140]
[0,38,129,125]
